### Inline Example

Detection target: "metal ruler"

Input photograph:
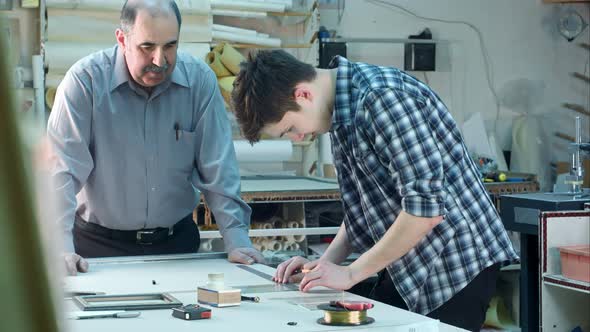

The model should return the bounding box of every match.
[236,265,299,292]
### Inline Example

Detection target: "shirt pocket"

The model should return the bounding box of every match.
[166,128,198,174]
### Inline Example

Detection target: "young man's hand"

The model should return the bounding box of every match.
[299,260,355,292]
[63,252,89,276]
[228,247,265,265]
[273,256,314,284]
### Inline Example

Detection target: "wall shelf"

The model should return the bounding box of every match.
[544,273,590,294]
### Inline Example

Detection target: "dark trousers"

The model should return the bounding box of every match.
[371,263,500,331]
[74,215,200,258]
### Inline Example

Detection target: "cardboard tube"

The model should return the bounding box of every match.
[45,87,57,109]
[219,44,245,75]
[206,51,232,78]
[218,76,235,105]
[286,243,300,251]
[199,239,213,252]
[262,240,282,251]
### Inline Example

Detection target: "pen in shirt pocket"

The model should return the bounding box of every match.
[174,122,180,141]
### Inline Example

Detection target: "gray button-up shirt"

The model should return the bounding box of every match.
[47,45,252,253]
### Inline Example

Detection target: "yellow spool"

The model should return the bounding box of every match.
[206,51,232,78]
[316,303,374,326]
[219,43,245,75]
[218,76,235,105]
[45,87,57,110]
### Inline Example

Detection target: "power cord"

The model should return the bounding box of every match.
[365,0,501,133]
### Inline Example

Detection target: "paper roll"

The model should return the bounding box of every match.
[213,24,257,36]
[206,51,232,78]
[212,30,281,48]
[262,240,282,251]
[273,220,287,229]
[233,140,292,163]
[211,0,285,12]
[211,9,267,18]
[285,243,300,251]
[219,44,245,75]
[199,239,213,252]
[218,76,235,105]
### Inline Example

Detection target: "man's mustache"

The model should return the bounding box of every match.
[143,63,169,73]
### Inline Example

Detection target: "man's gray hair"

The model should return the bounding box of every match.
[120,0,182,34]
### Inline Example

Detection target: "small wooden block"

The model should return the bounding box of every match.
[197,287,241,307]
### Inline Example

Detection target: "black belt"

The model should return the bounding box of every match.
[74,215,193,245]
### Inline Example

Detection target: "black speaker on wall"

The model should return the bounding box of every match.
[319,42,347,69]
[404,28,436,71]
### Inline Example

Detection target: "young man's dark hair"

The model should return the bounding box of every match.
[231,50,316,143]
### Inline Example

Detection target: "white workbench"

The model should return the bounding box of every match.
[62,254,466,332]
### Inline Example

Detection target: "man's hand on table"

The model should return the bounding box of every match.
[228,247,265,265]
[63,252,89,276]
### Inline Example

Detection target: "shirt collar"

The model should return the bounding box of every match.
[329,55,354,127]
[110,45,190,93]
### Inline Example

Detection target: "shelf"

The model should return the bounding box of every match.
[200,226,340,239]
[212,42,313,49]
[543,273,590,294]
[563,103,590,117]
[572,72,590,84]
[323,37,449,45]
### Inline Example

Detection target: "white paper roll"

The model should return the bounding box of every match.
[199,239,213,252]
[213,24,257,36]
[211,0,285,12]
[212,30,281,48]
[211,9,267,18]
[233,140,292,163]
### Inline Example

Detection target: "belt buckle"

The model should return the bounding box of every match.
[136,229,156,244]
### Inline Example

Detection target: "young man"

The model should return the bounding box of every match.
[47,0,263,276]
[231,50,518,331]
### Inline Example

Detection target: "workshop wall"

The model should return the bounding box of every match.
[320,0,590,190]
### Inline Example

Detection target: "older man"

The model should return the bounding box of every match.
[48,0,262,275]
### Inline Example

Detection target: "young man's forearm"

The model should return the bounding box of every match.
[320,223,353,264]
[348,211,442,284]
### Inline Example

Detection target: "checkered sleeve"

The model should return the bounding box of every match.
[363,89,446,218]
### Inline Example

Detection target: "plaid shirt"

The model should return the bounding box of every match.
[328,56,518,315]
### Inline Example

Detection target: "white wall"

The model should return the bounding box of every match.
[320,0,590,190]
